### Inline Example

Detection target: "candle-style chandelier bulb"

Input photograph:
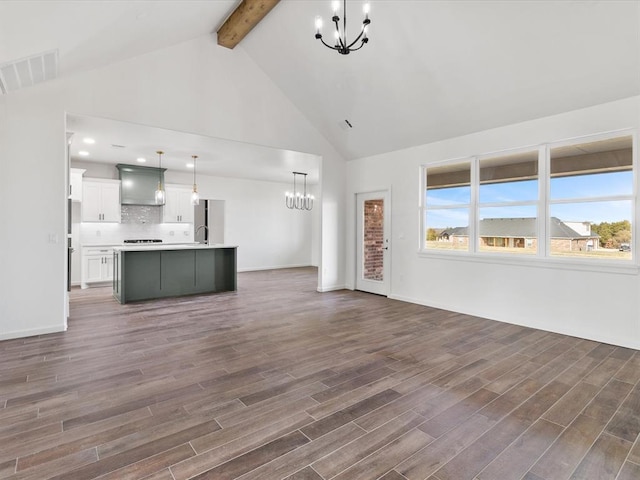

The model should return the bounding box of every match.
[315,0,371,55]
[285,172,314,211]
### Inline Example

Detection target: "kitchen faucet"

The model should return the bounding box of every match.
[195,225,209,244]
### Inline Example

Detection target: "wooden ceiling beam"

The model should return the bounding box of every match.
[217,0,280,49]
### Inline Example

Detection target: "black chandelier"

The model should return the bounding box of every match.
[315,0,371,55]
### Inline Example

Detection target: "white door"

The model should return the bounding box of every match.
[356,191,390,296]
[102,255,114,282]
[209,200,225,244]
[100,183,121,222]
[177,190,194,223]
[163,187,178,222]
[82,183,102,221]
[84,256,103,284]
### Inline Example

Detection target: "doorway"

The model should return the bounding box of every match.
[194,199,225,244]
[355,190,390,296]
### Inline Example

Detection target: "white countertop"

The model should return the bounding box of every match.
[82,244,122,248]
[113,243,237,252]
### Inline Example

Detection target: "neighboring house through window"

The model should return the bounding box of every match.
[422,131,635,262]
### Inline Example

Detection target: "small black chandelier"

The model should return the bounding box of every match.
[315,0,371,55]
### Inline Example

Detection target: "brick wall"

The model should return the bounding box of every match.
[449,235,470,248]
[363,200,384,281]
[550,237,597,252]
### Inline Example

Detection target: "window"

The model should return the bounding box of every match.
[421,131,636,263]
[549,135,633,260]
[424,161,470,251]
[478,150,539,255]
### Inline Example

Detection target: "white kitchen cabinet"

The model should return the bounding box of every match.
[81,246,114,288]
[163,184,194,223]
[82,179,121,222]
[69,168,86,202]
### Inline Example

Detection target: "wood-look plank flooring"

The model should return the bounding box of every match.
[1,266,640,479]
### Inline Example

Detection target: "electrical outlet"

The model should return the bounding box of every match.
[183,231,189,236]
[96,230,101,236]
[169,231,175,236]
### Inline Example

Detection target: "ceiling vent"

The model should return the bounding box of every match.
[0,49,58,95]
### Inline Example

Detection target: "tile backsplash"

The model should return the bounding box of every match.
[121,205,162,224]
[79,205,194,245]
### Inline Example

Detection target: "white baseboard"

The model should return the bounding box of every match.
[237,264,312,273]
[388,293,640,351]
[317,284,347,292]
[0,325,67,341]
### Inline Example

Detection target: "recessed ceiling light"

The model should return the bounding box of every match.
[78,151,89,156]
[186,163,194,168]
[83,137,95,144]
[137,157,146,163]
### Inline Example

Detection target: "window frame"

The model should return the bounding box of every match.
[419,129,638,271]
[421,158,473,253]
[545,131,636,260]
[476,146,543,256]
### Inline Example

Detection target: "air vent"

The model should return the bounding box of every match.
[0,50,58,95]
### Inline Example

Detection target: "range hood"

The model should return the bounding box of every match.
[116,164,166,205]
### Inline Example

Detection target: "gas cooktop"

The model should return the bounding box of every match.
[123,239,163,244]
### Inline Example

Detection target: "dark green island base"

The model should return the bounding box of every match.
[113,245,237,304]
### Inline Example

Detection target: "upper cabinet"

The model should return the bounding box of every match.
[163,184,194,223]
[82,179,121,222]
[69,168,86,202]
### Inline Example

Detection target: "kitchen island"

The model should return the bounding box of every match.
[112,244,237,304]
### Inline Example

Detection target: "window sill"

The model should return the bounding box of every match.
[417,249,640,275]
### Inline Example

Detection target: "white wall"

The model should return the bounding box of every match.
[0,35,346,341]
[347,97,640,349]
[166,170,314,271]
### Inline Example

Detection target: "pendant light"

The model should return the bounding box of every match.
[285,172,314,210]
[155,150,165,205]
[190,155,200,206]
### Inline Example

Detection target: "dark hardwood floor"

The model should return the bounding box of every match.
[1,267,639,479]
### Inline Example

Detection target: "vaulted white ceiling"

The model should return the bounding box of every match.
[1,0,639,161]
[241,0,640,159]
